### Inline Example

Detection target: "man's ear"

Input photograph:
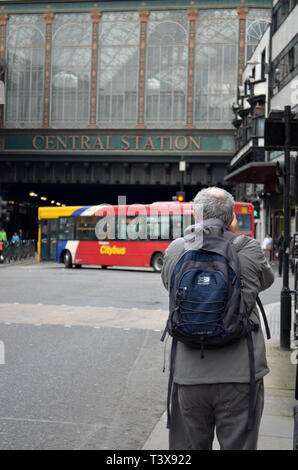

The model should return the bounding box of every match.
[227,216,234,229]
[227,213,238,234]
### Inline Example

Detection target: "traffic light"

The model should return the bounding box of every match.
[275,156,297,196]
[0,198,8,219]
[253,201,260,219]
[174,191,185,202]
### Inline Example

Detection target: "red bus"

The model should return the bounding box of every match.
[38,201,254,272]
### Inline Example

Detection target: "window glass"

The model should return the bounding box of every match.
[194,9,238,129]
[246,9,271,61]
[126,215,147,240]
[58,217,75,240]
[146,10,188,128]
[255,116,265,137]
[295,42,298,68]
[5,15,45,127]
[76,216,98,241]
[51,14,92,128]
[148,213,194,240]
[236,213,252,232]
[95,217,114,240]
[76,216,98,240]
[97,12,139,127]
[273,37,298,86]
[57,213,195,242]
[41,220,48,240]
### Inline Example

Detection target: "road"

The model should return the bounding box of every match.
[0,261,292,449]
[0,262,169,450]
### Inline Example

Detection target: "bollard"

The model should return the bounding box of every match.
[280,287,292,350]
[294,406,298,450]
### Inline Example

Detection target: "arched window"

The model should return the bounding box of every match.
[194,9,239,129]
[145,11,188,128]
[5,15,45,128]
[97,12,139,127]
[246,10,271,61]
[51,14,92,128]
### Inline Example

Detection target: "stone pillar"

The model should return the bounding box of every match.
[185,9,198,129]
[237,7,248,86]
[89,11,101,129]
[42,12,54,128]
[136,10,150,129]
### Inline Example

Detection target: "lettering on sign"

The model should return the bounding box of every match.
[32,134,201,152]
[99,245,126,256]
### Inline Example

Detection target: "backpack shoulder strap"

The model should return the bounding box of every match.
[256,296,271,340]
[230,234,271,339]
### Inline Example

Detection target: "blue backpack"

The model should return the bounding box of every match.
[161,227,270,430]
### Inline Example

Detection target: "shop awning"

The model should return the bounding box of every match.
[224,161,276,184]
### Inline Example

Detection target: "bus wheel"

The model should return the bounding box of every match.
[151,252,164,272]
[63,251,72,269]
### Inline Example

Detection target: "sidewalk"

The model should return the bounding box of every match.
[0,254,37,267]
[143,301,298,450]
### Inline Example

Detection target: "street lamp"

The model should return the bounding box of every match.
[179,157,186,197]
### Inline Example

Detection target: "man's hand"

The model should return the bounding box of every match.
[227,213,239,235]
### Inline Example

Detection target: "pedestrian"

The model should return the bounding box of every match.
[276,232,284,277]
[0,227,7,242]
[262,233,272,263]
[18,228,24,241]
[11,232,20,244]
[161,187,274,450]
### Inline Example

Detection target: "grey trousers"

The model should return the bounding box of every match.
[169,379,264,450]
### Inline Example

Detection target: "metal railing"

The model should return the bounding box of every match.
[0,240,36,263]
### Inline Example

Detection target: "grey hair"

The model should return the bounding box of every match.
[193,187,235,225]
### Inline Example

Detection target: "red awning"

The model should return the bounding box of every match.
[224,162,276,184]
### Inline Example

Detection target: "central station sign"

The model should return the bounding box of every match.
[32,134,202,152]
[0,132,235,154]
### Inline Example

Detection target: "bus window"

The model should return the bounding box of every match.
[147,213,193,241]
[160,215,170,240]
[58,217,75,240]
[146,214,169,240]
[236,213,252,233]
[95,215,116,240]
[148,215,159,240]
[126,215,147,240]
[76,216,98,241]
[172,214,182,239]
[171,213,194,239]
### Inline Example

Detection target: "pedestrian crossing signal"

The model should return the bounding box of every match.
[253,201,260,219]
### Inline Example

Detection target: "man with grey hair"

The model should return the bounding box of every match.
[161,186,274,450]
[194,186,235,226]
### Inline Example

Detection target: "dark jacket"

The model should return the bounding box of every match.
[161,219,274,384]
